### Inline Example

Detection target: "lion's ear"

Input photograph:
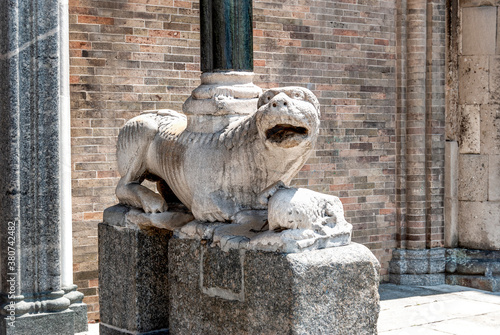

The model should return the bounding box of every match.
[294,87,320,114]
[257,90,277,109]
[304,90,320,114]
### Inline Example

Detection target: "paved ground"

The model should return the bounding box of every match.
[379,284,500,334]
[79,284,500,334]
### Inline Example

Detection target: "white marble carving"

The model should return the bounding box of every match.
[116,86,321,222]
[176,186,353,252]
[268,187,352,233]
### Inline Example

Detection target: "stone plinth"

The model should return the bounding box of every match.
[389,248,446,286]
[446,248,500,292]
[169,227,380,334]
[98,205,171,335]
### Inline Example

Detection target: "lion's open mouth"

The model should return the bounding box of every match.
[265,124,308,145]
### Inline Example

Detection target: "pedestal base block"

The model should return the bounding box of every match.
[69,303,88,333]
[169,238,380,335]
[99,205,171,335]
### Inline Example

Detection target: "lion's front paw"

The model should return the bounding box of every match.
[141,193,168,213]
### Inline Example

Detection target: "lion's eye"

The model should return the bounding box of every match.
[267,96,271,101]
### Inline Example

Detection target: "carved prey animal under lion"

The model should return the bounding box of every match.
[116,87,320,222]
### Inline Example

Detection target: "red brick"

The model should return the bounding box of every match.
[330,184,354,191]
[174,0,192,8]
[334,29,358,36]
[149,29,180,38]
[78,15,114,25]
[374,39,389,46]
[83,212,103,221]
[253,29,264,37]
[125,35,156,44]
[69,41,92,50]
[253,59,266,67]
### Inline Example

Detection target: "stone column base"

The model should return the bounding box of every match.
[98,205,170,335]
[0,286,87,335]
[1,310,75,335]
[446,248,500,292]
[389,248,446,285]
[64,285,88,333]
[99,323,168,335]
[169,238,380,334]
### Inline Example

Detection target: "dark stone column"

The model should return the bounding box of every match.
[200,0,253,72]
[183,0,261,133]
[0,0,87,333]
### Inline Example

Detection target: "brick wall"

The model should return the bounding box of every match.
[251,0,398,276]
[69,0,201,321]
[69,0,398,321]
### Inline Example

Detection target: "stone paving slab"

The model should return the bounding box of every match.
[76,323,98,335]
[428,311,500,335]
[77,284,500,335]
[379,284,500,335]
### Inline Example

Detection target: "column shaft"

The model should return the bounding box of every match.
[200,0,253,72]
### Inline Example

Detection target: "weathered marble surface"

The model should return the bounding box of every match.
[177,186,352,253]
[116,86,320,223]
[268,187,352,233]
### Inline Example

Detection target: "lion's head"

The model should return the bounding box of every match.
[255,87,320,149]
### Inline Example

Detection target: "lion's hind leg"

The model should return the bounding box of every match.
[116,114,167,213]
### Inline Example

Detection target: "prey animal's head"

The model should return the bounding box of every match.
[255,87,320,149]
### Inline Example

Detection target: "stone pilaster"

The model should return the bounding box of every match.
[0,0,86,333]
[405,0,428,249]
[391,0,446,285]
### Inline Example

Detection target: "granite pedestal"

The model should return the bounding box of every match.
[100,205,380,334]
[98,205,171,335]
[169,223,380,335]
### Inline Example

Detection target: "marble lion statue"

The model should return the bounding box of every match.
[116,87,320,222]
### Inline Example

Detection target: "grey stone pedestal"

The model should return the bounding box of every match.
[99,205,381,334]
[98,205,171,335]
[169,236,380,334]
